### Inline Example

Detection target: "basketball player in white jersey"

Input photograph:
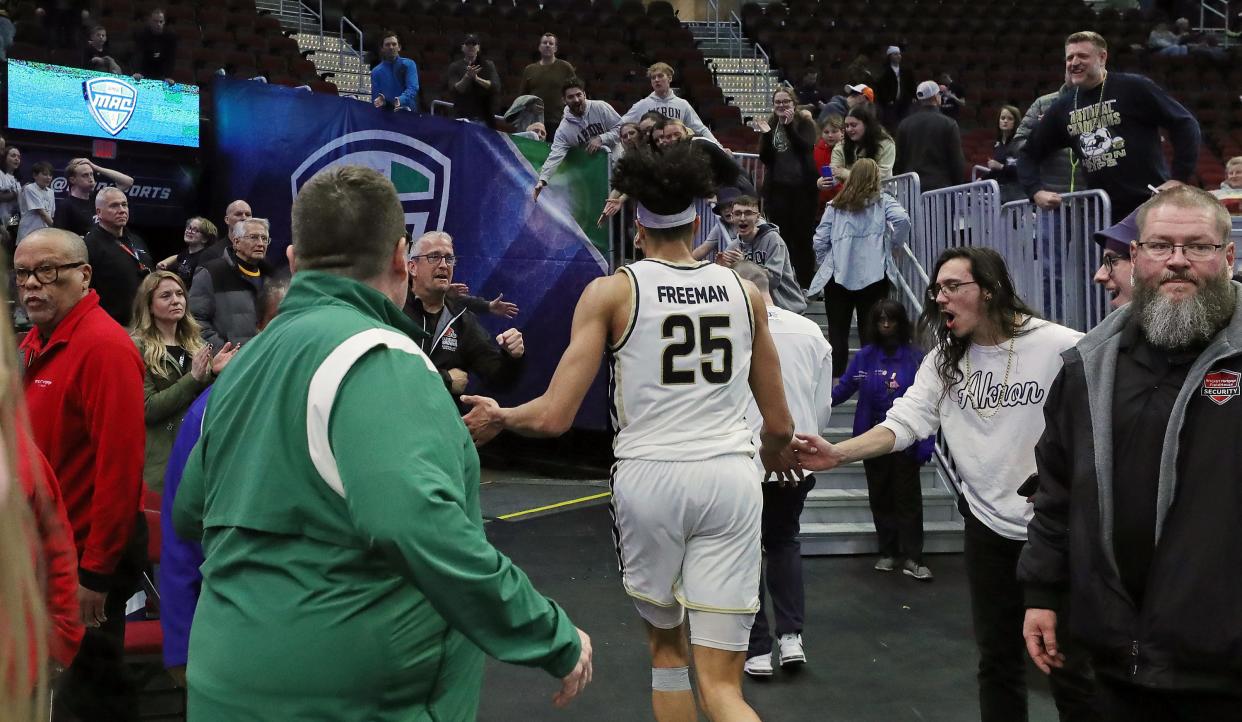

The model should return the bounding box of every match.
[464,145,799,722]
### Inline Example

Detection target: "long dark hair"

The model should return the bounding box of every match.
[995,104,1020,145]
[918,247,1040,391]
[842,105,890,165]
[865,298,913,348]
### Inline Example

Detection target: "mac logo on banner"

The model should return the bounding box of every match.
[83,77,138,136]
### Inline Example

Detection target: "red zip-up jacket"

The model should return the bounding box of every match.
[20,290,145,591]
[17,426,84,668]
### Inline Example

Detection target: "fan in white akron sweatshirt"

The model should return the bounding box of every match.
[534,87,622,191]
[878,318,1083,539]
[598,64,720,148]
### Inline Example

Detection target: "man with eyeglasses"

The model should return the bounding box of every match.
[1020,186,1242,719]
[53,158,135,238]
[402,230,525,397]
[190,217,271,348]
[716,196,807,314]
[1092,209,1138,310]
[15,228,148,720]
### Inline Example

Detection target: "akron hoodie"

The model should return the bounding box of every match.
[538,99,621,183]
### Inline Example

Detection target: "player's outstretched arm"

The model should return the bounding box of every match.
[465,275,626,438]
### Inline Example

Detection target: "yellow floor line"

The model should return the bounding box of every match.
[496,491,612,520]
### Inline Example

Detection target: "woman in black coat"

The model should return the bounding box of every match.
[757,86,819,287]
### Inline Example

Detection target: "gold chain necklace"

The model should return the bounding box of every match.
[962,335,1016,420]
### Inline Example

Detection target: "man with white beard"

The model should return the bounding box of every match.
[1019,185,1242,720]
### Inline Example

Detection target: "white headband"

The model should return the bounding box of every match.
[636,203,697,229]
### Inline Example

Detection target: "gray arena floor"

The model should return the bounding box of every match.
[476,472,1062,722]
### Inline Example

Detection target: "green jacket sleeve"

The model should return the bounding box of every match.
[331,348,581,678]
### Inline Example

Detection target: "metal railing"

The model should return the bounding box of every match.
[916,179,1002,271]
[881,172,921,236]
[998,191,1112,332]
[1199,0,1234,45]
[733,151,764,201]
[276,0,322,34]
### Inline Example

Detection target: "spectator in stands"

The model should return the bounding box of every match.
[445,34,501,127]
[1014,84,1084,196]
[657,118,756,197]
[131,7,176,83]
[1147,21,1188,56]
[158,269,289,688]
[53,158,135,238]
[618,121,644,155]
[36,0,88,49]
[814,115,844,216]
[842,83,875,114]
[83,187,154,326]
[0,4,13,61]
[0,146,22,241]
[1018,31,1200,223]
[16,228,147,720]
[371,30,419,112]
[831,299,935,578]
[808,158,910,374]
[520,32,576,133]
[756,86,820,287]
[716,195,807,313]
[190,217,270,348]
[692,193,739,262]
[612,62,720,146]
[514,121,546,141]
[845,53,875,87]
[875,46,914,129]
[1221,156,1242,190]
[533,77,620,201]
[637,110,663,146]
[894,80,966,192]
[403,230,525,395]
[937,72,966,121]
[17,161,55,244]
[81,25,122,74]
[504,95,545,134]
[1091,208,1138,311]
[831,105,895,182]
[794,246,1099,722]
[984,105,1025,203]
[794,66,829,114]
[196,199,251,265]
[733,260,833,680]
[1020,186,1240,718]
[131,271,236,494]
[156,217,217,289]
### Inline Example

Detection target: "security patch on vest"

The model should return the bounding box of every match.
[1202,369,1240,406]
[441,326,458,352]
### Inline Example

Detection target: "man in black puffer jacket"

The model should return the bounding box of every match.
[1019,187,1242,720]
[190,218,270,348]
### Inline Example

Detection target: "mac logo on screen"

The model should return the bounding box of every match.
[82,77,138,136]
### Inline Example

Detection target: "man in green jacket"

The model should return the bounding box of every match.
[173,165,592,721]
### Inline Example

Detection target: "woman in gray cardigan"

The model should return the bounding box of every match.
[131,271,237,493]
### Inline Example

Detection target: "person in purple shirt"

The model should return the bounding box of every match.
[831,299,936,580]
[159,271,290,686]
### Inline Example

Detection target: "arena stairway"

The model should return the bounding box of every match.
[685,21,778,125]
[799,299,965,556]
[253,0,371,99]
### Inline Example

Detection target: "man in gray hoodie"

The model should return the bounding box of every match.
[717,196,807,314]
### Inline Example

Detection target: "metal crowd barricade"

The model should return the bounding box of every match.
[732,151,764,201]
[998,191,1111,332]
[916,179,1002,270]
[881,171,921,236]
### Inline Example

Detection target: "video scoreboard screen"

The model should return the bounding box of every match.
[7,60,200,148]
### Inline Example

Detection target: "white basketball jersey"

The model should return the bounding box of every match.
[610,259,755,461]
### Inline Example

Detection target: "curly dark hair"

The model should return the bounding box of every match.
[611,143,715,218]
[918,247,1040,394]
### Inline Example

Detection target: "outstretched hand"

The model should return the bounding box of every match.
[760,440,804,487]
[460,394,504,446]
[792,433,846,472]
[489,293,519,319]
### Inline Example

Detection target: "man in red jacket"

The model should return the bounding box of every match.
[15,228,147,721]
